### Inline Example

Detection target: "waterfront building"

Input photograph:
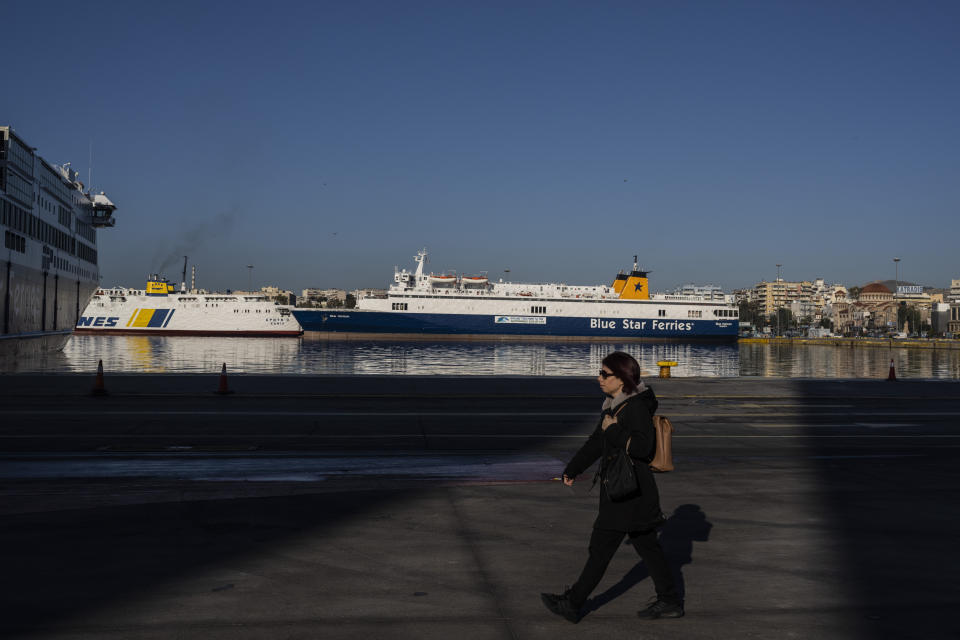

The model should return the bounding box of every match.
[855,282,898,331]
[753,279,814,316]
[894,284,932,305]
[950,279,960,303]
[949,304,960,335]
[261,286,296,305]
[931,303,951,335]
[788,300,818,322]
[809,281,849,313]
[301,288,346,306]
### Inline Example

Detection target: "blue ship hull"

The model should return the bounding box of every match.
[292,310,738,341]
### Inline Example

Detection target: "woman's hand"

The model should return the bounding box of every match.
[562,474,575,486]
[601,415,617,431]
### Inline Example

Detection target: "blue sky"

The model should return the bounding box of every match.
[4,1,958,292]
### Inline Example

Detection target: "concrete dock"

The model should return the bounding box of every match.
[1,375,958,639]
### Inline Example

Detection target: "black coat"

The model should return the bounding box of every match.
[563,388,665,532]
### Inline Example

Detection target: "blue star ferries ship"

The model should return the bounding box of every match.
[293,250,738,341]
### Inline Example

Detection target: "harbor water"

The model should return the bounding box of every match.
[2,335,960,378]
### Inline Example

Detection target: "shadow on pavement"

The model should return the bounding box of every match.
[0,489,396,636]
[583,503,712,614]
[798,380,960,639]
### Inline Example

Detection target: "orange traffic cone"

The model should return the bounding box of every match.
[215,362,234,395]
[91,359,108,396]
[887,358,897,382]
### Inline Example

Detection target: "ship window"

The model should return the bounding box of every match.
[658,309,666,317]
[4,230,25,254]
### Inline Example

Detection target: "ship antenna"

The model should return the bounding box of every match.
[87,139,92,192]
[182,256,188,293]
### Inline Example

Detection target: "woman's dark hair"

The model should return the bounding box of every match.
[602,351,642,394]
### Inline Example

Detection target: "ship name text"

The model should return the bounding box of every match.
[590,318,694,331]
[77,316,120,327]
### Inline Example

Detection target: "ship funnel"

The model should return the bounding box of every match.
[618,256,651,300]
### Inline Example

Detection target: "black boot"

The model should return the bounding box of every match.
[636,598,684,619]
[540,590,582,623]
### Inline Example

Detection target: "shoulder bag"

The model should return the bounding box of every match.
[600,404,641,501]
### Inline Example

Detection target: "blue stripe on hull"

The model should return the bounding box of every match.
[292,310,738,341]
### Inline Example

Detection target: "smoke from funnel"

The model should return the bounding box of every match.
[152,209,239,275]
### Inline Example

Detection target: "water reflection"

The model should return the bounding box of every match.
[0,335,957,378]
[737,342,960,379]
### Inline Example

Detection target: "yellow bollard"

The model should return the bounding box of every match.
[657,361,678,379]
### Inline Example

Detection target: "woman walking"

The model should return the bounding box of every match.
[541,351,683,624]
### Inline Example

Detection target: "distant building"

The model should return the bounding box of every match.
[261,286,296,305]
[893,284,932,305]
[301,288,346,306]
[788,299,817,321]
[949,304,960,335]
[950,279,960,303]
[930,303,951,335]
[855,282,897,331]
[732,288,751,304]
[753,279,813,316]
[859,281,892,304]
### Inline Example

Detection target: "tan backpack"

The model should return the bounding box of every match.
[649,415,675,472]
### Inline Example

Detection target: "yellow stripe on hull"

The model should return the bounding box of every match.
[131,309,155,327]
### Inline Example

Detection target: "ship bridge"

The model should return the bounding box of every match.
[90,192,117,227]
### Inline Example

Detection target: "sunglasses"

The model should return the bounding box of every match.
[598,369,615,379]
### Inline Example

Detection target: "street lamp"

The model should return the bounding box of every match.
[893,257,900,331]
[776,264,782,337]
[247,265,254,292]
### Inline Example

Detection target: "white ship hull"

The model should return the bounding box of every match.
[77,289,302,336]
[1,126,116,356]
[294,249,739,342]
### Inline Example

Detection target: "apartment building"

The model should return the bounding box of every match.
[949,304,960,335]
[752,279,814,316]
[301,288,347,304]
[261,285,296,305]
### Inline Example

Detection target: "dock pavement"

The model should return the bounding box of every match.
[1,374,958,639]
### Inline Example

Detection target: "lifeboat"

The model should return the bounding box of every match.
[428,274,457,285]
[461,276,488,286]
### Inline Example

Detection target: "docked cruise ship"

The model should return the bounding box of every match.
[293,249,739,341]
[1,126,117,356]
[78,275,302,336]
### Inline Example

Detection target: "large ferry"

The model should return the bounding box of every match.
[77,274,302,336]
[293,249,739,341]
[1,126,117,356]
